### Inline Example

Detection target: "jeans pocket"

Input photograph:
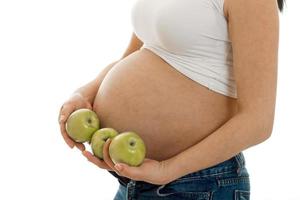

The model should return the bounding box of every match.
[235,190,250,200]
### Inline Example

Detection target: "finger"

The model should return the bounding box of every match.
[83,151,112,170]
[75,142,85,151]
[58,104,66,123]
[82,150,112,170]
[59,120,75,148]
[114,163,142,181]
[59,104,75,124]
[103,139,116,170]
[59,104,64,113]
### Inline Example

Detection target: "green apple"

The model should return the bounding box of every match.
[91,128,118,159]
[109,131,146,167]
[65,108,100,143]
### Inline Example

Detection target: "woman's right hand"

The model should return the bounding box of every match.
[58,93,93,151]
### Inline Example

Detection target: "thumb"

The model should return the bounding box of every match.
[115,163,126,171]
[115,163,141,180]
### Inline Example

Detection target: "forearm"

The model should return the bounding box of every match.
[164,112,273,181]
[72,60,120,104]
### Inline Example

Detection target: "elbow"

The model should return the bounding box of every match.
[240,110,275,145]
[237,100,276,145]
[255,120,274,144]
[259,125,273,142]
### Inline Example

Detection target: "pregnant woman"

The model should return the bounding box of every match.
[58,0,283,199]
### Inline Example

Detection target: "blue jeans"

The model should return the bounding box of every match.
[109,152,250,200]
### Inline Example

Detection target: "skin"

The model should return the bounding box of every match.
[62,0,279,185]
[93,47,239,161]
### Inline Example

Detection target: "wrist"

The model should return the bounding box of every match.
[72,81,98,104]
[161,156,186,184]
[70,92,83,98]
[70,92,93,105]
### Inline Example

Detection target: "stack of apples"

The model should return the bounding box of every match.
[65,108,146,167]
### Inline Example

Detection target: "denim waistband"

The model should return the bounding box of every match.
[108,152,246,187]
[173,152,245,181]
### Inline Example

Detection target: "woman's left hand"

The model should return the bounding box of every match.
[82,139,173,185]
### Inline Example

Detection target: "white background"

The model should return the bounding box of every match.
[0,0,298,199]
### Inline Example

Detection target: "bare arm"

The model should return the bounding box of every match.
[162,0,279,181]
[72,32,144,104]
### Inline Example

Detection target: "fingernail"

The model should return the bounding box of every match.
[115,164,123,171]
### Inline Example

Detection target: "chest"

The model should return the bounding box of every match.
[131,0,228,53]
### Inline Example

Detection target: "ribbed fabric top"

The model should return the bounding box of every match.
[131,0,237,98]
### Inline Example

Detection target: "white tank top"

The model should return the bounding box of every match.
[130,0,237,98]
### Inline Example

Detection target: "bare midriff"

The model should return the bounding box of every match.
[93,48,238,161]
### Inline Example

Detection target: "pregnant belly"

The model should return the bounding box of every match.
[93,48,238,161]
